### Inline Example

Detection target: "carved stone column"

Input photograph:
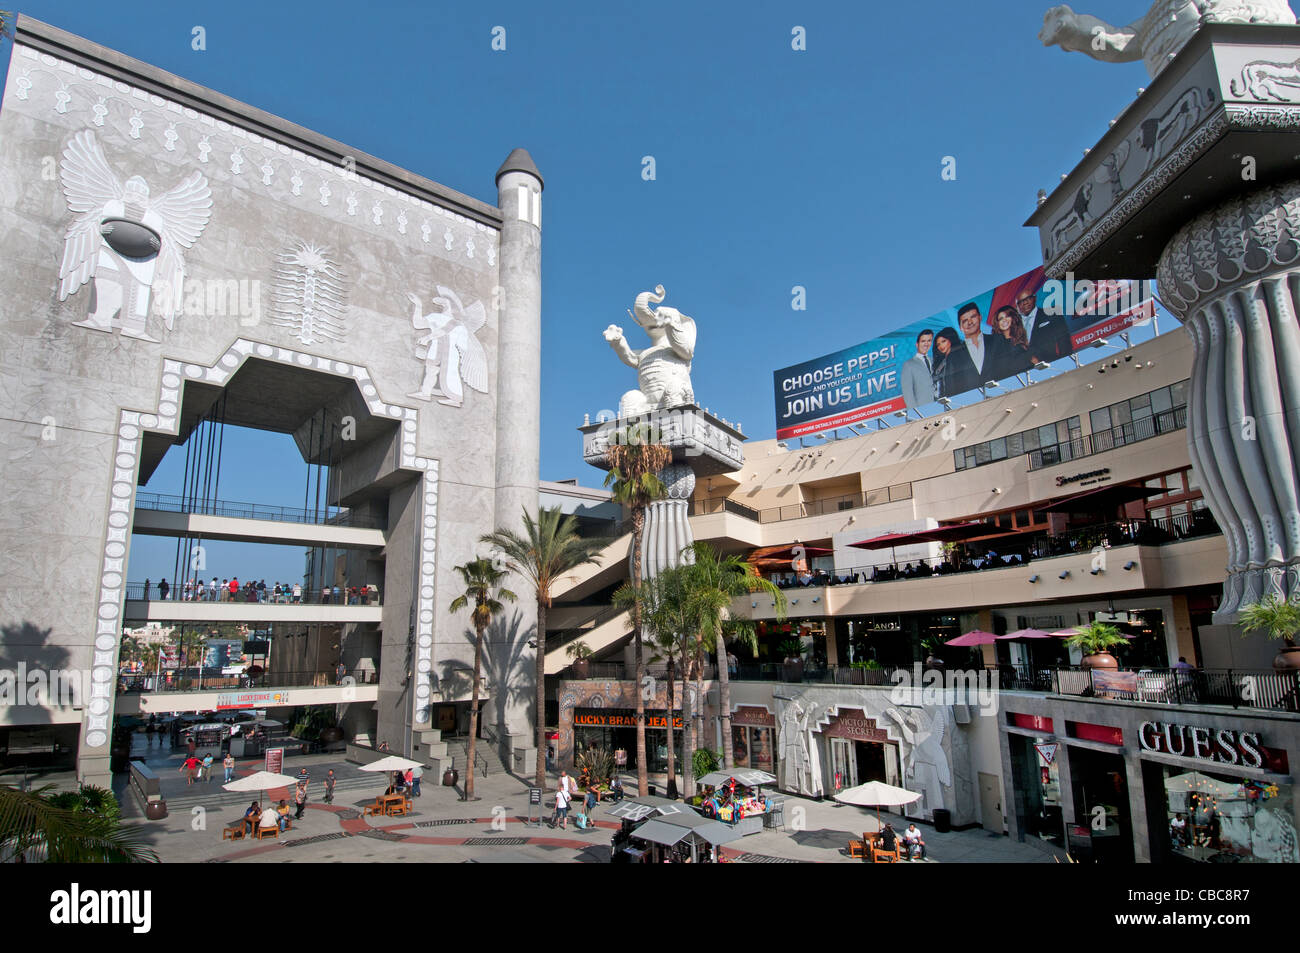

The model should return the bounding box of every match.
[1156,180,1300,619]
[640,463,697,579]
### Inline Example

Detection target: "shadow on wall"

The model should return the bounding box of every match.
[0,622,71,727]
[483,610,535,744]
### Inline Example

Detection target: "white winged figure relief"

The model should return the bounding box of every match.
[406,286,489,407]
[58,129,212,341]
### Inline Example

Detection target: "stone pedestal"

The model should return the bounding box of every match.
[1029,24,1300,621]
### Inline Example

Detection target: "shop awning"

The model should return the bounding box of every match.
[1035,483,1164,514]
[606,796,694,822]
[998,628,1056,640]
[632,814,746,847]
[946,630,998,647]
[849,522,994,550]
[749,544,834,562]
[848,531,921,551]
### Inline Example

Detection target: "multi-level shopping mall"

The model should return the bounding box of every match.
[4,13,1300,866]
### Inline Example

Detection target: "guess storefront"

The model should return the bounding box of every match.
[1139,719,1297,864]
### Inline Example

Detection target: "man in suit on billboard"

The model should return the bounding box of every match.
[1015,287,1074,364]
[944,302,1009,396]
[901,329,937,410]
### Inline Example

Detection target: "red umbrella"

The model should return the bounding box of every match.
[946,630,998,647]
[998,628,1053,640]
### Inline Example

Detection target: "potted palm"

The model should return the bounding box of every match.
[566,640,594,679]
[779,638,805,682]
[1238,596,1300,673]
[1065,621,1127,670]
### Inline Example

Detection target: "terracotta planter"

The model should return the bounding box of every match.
[1272,645,1300,673]
[571,659,590,679]
[443,767,459,786]
[319,727,344,743]
[1081,652,1119,670]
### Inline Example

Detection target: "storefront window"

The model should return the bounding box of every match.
[1161,766,1297,863]
[732,726,774,771]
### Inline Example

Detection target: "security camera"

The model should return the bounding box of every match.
[1028,575,1039,583]
[1123,561,1137,571]
[1059,570,1070,579]
[1090,568,1102,575]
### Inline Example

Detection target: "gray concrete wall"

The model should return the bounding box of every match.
[0,25,533,784]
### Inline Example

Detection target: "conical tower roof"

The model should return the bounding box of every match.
[495,148,543,189]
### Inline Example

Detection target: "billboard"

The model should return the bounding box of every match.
[773,267,1154,439]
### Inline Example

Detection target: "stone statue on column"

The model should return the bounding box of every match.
[1039,1,1296,78]
[603,284,696,419]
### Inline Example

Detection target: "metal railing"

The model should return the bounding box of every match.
[687,486,911,524]
[1049,666,1300,713]
[546,603,628,655]
[125,582,382,605]
[135,491,385,529]
[117,668,379,693]
[1028,406,1187,471]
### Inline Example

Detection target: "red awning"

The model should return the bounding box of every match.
[849,522,993,550]
[1035,483,1164,514]
[848,532,921,551]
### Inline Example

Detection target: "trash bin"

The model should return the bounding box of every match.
[933,808,951,833]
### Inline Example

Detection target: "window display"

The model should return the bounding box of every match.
[1161,766,1297,863]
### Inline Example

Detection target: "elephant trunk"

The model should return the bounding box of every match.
[634,285,667,325]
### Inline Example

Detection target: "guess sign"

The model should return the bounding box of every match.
[1139,721,1263,769]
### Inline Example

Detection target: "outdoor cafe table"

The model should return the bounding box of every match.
[381,793,409,816]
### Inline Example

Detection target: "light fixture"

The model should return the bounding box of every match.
[1091,338,1110,349]
[1005,408,1014,414]
[1033,361,1050,371]
[894,440,902,447]
[1028,574,1039,583]
[790,599,799,605]
[894,410,909,419]
[1123,561,1137,571]
[812,597,820,604]
[937,397,953,408]
[985,381,1000,389]
[1030,402,1039,408]
[1059,570,1070,579]
[992,487,1002,494]
[1090,568,1102,576]
[848,515,856,523]
[752,601,758,608]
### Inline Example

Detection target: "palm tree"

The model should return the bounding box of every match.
[0,785,158,863]
[604,423,671,795]
[483,508,607,789]
[615,564,699,797]
[450,557,516,801]
[684,542,786,769]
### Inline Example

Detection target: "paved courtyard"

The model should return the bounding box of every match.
[85,734,1066,863]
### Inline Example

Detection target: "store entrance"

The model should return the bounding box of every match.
[1069,747,1134,863]
[829,737,899,791]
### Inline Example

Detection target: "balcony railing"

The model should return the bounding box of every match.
[688,486,911,524]
[125,582,381,605]
[135,492,385,529]
[116,668,379,693]
[1027,405,1187,471]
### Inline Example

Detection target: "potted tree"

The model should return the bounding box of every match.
[779,638,805,682]
[566,640,594,679]
[1238,596,1300,673]
[1065,621,1127,670]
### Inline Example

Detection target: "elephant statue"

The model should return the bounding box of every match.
[603,284,696,418]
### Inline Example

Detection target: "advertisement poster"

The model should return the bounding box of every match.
[773,267,1154,439]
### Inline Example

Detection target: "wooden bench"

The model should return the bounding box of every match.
[222,823,246,841]
[364,800,385,817]
[869,834,901,863]
[847,838,866,859]
[384,796,411,817]
[253,818,292,839]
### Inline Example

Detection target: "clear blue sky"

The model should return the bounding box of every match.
[7,0,1163,583]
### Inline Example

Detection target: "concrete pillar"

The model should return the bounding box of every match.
[641,463,696,578]
[494,150,543,745]
[1156,180,1300,621]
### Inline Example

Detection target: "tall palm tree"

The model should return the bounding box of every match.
[615,564,699,797]
[450,557,516,801]
[483,508,607,789]
[684,542,787,769]
[0,785,158,863]
[604,423,671,795]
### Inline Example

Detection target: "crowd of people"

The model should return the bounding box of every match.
[140,577,378,604]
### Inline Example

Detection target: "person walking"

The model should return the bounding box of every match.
[323,769,336,804]
[158,578,169,600]
[201,753,214,782]
[296,767,310,789]
[404,767,414,795]
[294,782,307,820]
[180,755,200,785]
[410,763,423,797]
[292,583,302,604]
[223,752,235,783]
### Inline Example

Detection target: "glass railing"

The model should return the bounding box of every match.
[135,492,385,529]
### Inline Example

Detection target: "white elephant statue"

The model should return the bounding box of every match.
[603,284,696,418]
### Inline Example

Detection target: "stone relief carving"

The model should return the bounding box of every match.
[604,284,697,418]
[1230,55,1300,100]
[18,45,498,271]
[1039,1,1297,78]
[406,287,490,407]
[270,240,349,345]
[778,697,824,798]
[57,129,212,342]
[881,705,953,816]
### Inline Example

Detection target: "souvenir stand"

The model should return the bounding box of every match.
[695,769,779,836]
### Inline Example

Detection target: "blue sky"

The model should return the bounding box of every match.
[7,0,1164,583]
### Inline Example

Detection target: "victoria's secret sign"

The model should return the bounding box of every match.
[1139,721,1263,769]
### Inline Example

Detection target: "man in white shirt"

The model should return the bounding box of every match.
[902,822,926,859]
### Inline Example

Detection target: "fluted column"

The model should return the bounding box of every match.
[1157,180,1300,620]
[640,464,697,580]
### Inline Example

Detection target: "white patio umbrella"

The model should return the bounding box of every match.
[222,770,301,807]
[358,755,424,773]
[834,780,923,830]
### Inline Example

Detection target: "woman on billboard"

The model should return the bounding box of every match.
[931,327,961,398]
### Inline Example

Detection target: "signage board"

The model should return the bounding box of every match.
[1035,742,1059,765]
[265,747,283,775]
[773,267,1153,439]
[217,690,288,710]
[1139,721,1264,769]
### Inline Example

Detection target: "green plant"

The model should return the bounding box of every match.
[692,746,722,780]
[565,640,594,661]
[778,638,804,660]
[851,659,882,670]
[0,784,157,863]
[1065,621,1128,656]
[575,746,614,785]
[1238,597,1300,648]
[47,785,121,823]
